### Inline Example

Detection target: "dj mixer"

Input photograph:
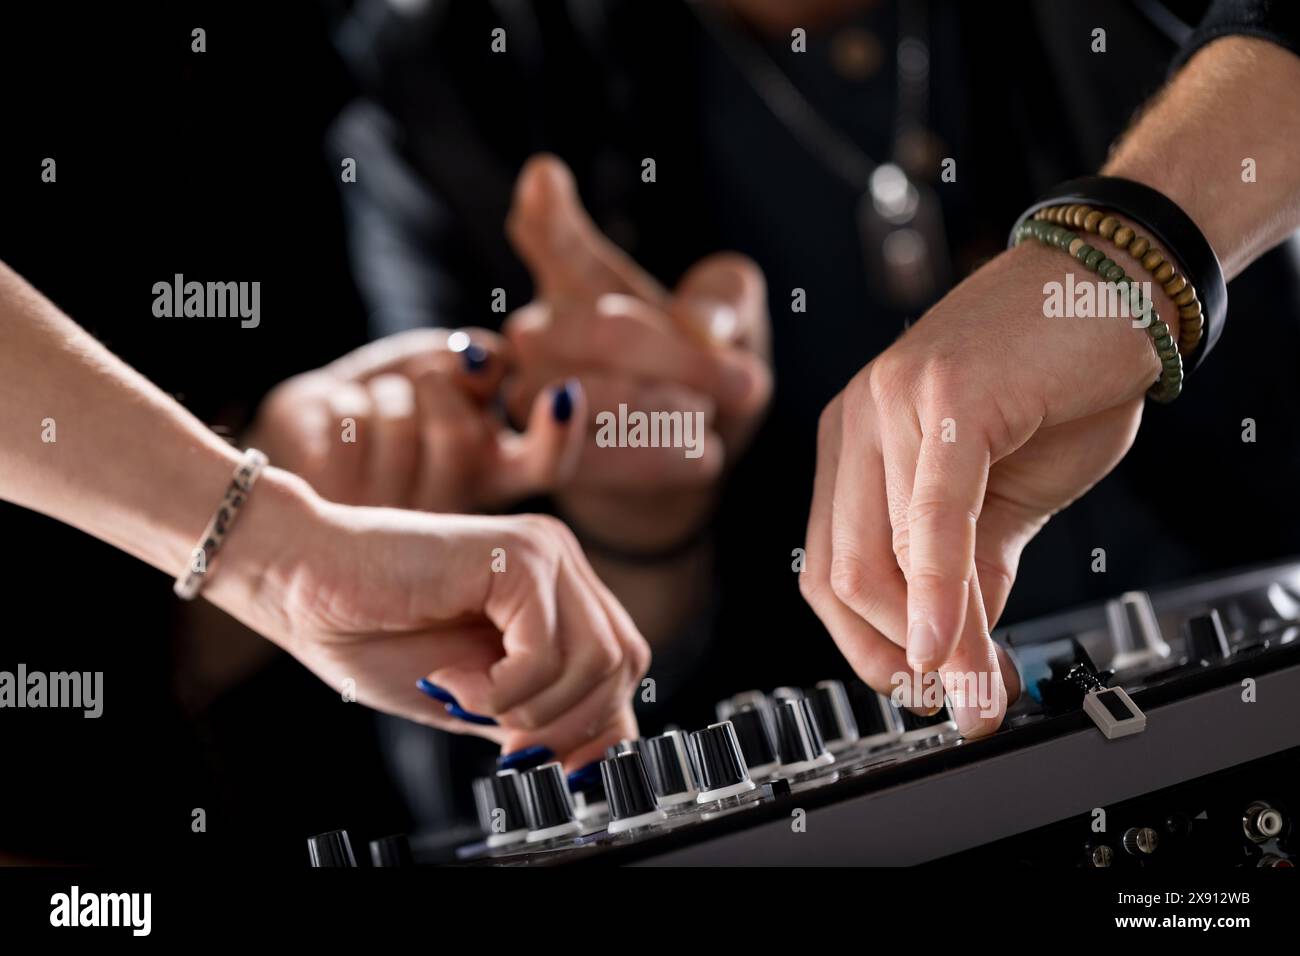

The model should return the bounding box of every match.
[308,559,1300,867]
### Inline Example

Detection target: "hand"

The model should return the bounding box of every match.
[209,472,648,768]
[801,238,1179,736]
[503,154,773,552]
[248,328,585,514]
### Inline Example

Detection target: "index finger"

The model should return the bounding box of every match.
[902,419,989,673]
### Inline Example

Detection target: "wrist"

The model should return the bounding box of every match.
[201,466,323,642]
[1000,241,1166,402]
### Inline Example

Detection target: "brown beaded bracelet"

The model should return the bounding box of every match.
[1033,204,1204,357]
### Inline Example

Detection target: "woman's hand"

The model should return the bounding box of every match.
[503,155,773,553]
[208,472,648,768]
[248,328,585,514]
[801,238,1177,737]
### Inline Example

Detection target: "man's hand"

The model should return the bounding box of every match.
[801,239,1177,737]
[503,154,773,552]
[248,328,585,514]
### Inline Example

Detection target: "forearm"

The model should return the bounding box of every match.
[1105,36,1300,280]
[0,261,302,599]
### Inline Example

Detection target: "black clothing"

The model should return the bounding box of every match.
[330,0,1300,732]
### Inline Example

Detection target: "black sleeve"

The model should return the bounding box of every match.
[1174,0,1300,70]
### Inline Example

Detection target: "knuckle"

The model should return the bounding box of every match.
[591,636,622,676]
[908,496,978,535]
[828,551,868,607]
[627,639,652,679]
[868,353,920,408]
[501,702,544,732]
[798,562,823,603]
[974,554,1017,597]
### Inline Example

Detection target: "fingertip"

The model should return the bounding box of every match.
[908,581,967,672]
[510,153,575,228]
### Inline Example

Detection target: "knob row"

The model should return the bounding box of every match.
[471,679,956,847]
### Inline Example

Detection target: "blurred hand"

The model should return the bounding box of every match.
[215,477,647,768]
[801,239,1177,736]
[504,154,773,552]
[248,328,585,514]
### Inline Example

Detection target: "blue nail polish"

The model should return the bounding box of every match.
[416,678,458,706]
[551,382,574,423]
[462,343,489,373]
[566,760,603,792]
[446,704,498,727]
[497,745,555,771]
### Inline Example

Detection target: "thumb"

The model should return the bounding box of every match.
[483,378,587,506]
[507,153,667,306]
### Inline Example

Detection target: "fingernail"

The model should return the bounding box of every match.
[907,620,941,672]
[950,703,995,739]
[703,304,739,343]
[566,760,603,791]
[416,678,457,705]
[461,343,489,373]
[682,300,739,344]
[551,379,577,423]
[446,704,498,727]
[498,745,554,772]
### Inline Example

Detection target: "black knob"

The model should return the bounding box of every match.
[716,689,769,722]
[772,697,833,773]
[727,705,780,777]
[807,680,860,753]
[604,738,639,759]
[897,698,958,741]
[473,769,530,845]
[307,829,356,867]
[687,721,755,800]
[521,763,582,841]
[1185,609,1230,662]
[600,751,666,833]
[847,681,905,745]
[369,834,413,867]
[640,730,698,806]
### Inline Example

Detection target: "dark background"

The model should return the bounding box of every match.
[1,0,1297,864]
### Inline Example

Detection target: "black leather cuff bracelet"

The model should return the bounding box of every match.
[1008,175,1226,377]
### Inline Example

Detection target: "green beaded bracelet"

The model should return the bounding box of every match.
[1013,219,1183,403]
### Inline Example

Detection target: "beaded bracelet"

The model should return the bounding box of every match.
[1033,204,1204,357]
[1007,176,1225,377]
[1013,219,1183,403]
